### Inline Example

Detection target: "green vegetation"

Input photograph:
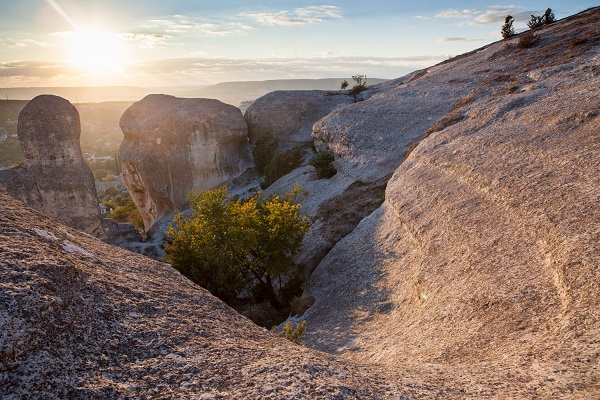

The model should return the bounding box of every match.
[99,188,144,230]
[309,151,336,179]
[253,132,306,189]
[166,185,311,309]
[260,147,306,190]
[517,31,538,49]
[272,320,307,344]
[349,74,367,95]
[94,168,109,181]
[340,80,349,90]
[252,132,279,173]
[527,8,556,29]
[108,200,144,229]
[501,15,516,39]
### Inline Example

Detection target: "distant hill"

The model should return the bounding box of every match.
[0,86,149,103]
[0,78,389,106]
[170,78,390,105]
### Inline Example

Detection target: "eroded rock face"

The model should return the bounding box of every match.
[245,90,353,149]
[120,94,252,229]
[0,95,103,237]
[301,7,600,397]
[0,188,399,399]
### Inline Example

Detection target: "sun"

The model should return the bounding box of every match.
[63,29,127,74]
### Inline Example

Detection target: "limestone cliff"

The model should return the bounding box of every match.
[301,7,600,397]
[0,95,103,237]
[119,94,252,229]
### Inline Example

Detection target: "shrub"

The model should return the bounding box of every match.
[544,8,556,24]
[424,112,464,137]
[450,94,475,112]
[93,168,108,181]
[350,74,367,95]
[340,80,349,90]
[166,185,311,309]
[309,151,336,179]
[109,200,144,229]
[527,8,555,29]
[501,15,516,39]
[253,132,279,173]
[272,320,306,344]
[260,147,305,189]
[517,31,538,49]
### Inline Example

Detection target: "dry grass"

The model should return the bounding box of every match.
[450,94,476,111]
[423,113,465,138]
[517,32,538,49]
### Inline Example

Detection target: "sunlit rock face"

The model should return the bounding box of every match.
[245,90,354,150]
[119,94,252,230]
[0,94,103,237]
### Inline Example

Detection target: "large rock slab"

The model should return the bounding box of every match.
[119,94,252,229]
[245,90,353,149]
[0,188,411,399]
[301,7,600,397]
[0,95,103,237]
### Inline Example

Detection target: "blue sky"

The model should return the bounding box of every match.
[0,1,596,87]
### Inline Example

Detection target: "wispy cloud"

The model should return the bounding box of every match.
[137,5,342,39]
[435,6,541,26]
[436,9,482,19]
[0,55,444,86]
[139,16,253,36]
[241,5,342,26]
[122,33,169,49]
[0,61,72,78]
[437,37,484,43]
[1,38,51,48]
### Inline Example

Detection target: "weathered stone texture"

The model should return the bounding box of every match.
[0,95,102,236]
[119,94,252,229]
[245,90,353,149]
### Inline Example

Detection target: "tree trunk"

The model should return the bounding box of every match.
[251,269,284,309]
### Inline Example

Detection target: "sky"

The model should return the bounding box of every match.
[0,0,596,88]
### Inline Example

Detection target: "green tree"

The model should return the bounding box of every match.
[109,200,144,229]
[501,15,515,39]
[340,80,349,90]
[166,185,311,308]
[350,74,367,95]
[527,8,555,29]
[94,168,108,181]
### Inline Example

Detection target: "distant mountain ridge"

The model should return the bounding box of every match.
[0,78,389,105]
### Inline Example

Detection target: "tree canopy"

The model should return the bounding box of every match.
[166,185,311,308]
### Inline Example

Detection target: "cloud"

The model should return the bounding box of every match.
[437,37,484,43]
[241,5,342,26]
[436,9,482,19]
[139,16,253,36]
[435,7,540,26]
[122,33,169,49]
[0,55,445,86]
[1,38,51,48]
[0,61,73,78]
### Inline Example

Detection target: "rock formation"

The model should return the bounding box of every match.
[119,94,252,229]
[1,7,599,399]
[0,188,405,399]
[300,7,600,397]
[0,95,103,237]
[245,90,353,149]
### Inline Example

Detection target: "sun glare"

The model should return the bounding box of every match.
[63,29,127,74]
